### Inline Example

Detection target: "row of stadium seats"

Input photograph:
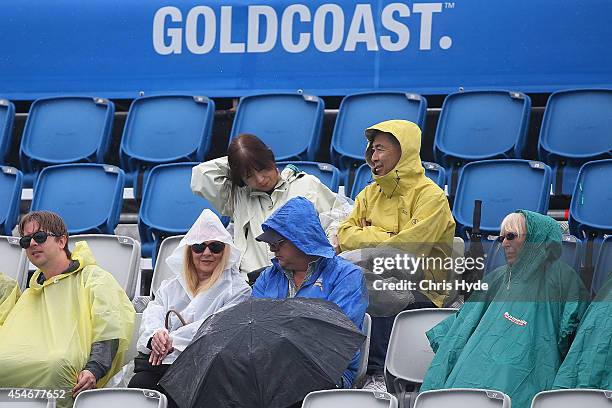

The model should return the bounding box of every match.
[1,90,610,193]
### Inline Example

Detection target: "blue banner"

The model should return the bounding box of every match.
[1,1,611,99]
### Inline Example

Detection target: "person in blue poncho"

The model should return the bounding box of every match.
[420,210,589,408]
[252,196,368,389]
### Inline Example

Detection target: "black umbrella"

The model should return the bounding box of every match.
[159,297,365,408]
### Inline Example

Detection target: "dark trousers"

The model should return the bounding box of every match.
[128,365,179,408]
[367,291,436,375]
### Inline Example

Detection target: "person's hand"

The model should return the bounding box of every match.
[359,218,371,228]
[72,369,96,397]
[149,330,173,366]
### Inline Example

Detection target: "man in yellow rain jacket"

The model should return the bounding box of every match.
[0,211,135,407]
[337,120,455,390]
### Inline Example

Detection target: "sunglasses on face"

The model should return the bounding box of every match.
[267,239,286,252]
[499,232,518,242]
[20,231,61,249]
[191,241,225,254]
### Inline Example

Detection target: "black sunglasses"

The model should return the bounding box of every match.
[191,241,225,254]
[499,232,518,242]
[267,239,286,252]
[20,231,61,249]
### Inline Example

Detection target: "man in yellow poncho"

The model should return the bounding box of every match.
[0,211,135,407]
[0,272,20,325]
[337,120,456,390]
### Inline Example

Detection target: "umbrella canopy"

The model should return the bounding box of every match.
[159,297,365,408]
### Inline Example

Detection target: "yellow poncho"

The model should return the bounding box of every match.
[0,272,20,326]
[0,242,135,407]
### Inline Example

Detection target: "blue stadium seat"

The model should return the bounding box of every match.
[276,161,340,193]
[434,90,531,193]
[228,93,324,161]
[0,99,15,165]
[31,163,124,234]
[453,160,551,237]
[539,89,612,195]
[19,96,114,187]
[569,159,612,238]
[120,95,215,188]
[330,91,427,182]
[485,234,582,275]
[0,166,22,236]
[139,162,226,259]
[350,161,446,199]
[592,235,612,296]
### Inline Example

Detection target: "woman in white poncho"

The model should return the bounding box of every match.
[128,209,251,404]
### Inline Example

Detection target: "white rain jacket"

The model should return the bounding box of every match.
[191,157,351,274]
[137,209,252,364]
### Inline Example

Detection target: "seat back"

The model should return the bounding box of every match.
[330,92,427,174]
[68,235,141,299]
[31,164,125,235]
[569,159,612,237]
[0,166,22,235]
[149,235,183,296]
[302,389,398,408]
[453,160,551,236]
[354,313,372,388]
[539,89,612,195]
[229,93,324,161]
[385,308,457,386]
[592,235,612,296]
[414,389,511,408]
[19,97,114,186]
[531,389,612,408]
[0,388,56,407]
[423,162,446,190]
[138,163,221,258]
[0,235,28,289]
[120,95,215,184]
[434,90,530,166]
[277,161,341,193]
[0,99,15,164]
[74,388,167,408]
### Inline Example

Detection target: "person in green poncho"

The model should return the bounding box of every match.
[553,274,612,390]
[421,210,589,408]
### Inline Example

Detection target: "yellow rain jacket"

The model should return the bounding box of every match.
[338,120,456,307]
[0,272,20,326]
[0,242,135,407]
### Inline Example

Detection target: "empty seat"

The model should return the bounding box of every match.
[486,234,582,275]
[31,163,125,235]
[531,389,612,408]
[277,161,341,193]
[350,162,446,199]
[69,235,141,299]
[0,388,56,407]
[538,89,612,195]
[139,163,222,259]
[0,235,28,289]
[120,95,215,188]
[149,235,183,296]
[74,388,167,408]
[453,160,551,237]
[434,90,531,193]
[592,235,612,296]
[569,159,612,238]
[330,92,427,181]
[19,96,114,187]
[414,389,511,408]
[229,93,324,161]
[354,313,372,389]
[0,99,15,164]
[385,308,457,406]
[302,389,398,408]
[0,166,22,236]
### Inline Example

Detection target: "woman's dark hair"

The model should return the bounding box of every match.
[227,134,276,187]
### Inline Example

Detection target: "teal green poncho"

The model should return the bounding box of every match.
[421,210,589,408]
[553,275,612,390]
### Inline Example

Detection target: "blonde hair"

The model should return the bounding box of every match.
[500,212,527,237]
[182,244,230,297]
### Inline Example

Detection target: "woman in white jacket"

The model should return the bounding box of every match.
[191,134,347,276]
[128,209,251,403]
